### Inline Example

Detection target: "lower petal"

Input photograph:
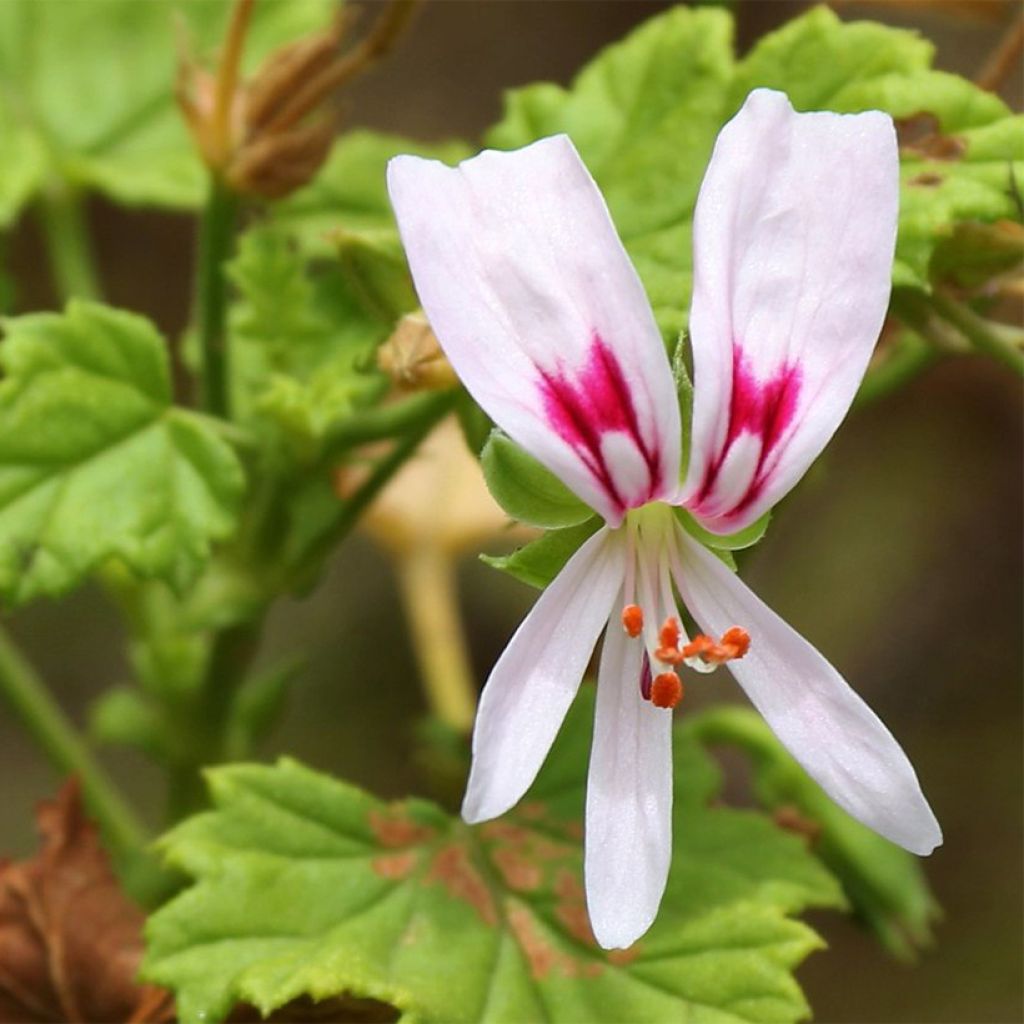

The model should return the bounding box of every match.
[672,529,941,856]
[462,527,624,823]
[585,608,673,949]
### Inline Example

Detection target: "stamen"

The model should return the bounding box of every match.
[650,672,683,709]
[621,604,644,638]
[720,626,751,659]
[655,646,684,665]
[683,626,751,667]
[658,617,681,650]
[654,615,684,664]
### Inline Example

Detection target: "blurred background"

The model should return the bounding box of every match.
[0,2,1021,1022]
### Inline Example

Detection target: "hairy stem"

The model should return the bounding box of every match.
[35,183,102,302]
[0,625,146,859]
[194,176,239,416]
[396,545,477,733]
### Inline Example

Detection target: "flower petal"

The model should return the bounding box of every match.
[672,528,941,855]
[462,527,624,823]
[585,612,673,949]
[681,89,898,534]
[388,136,680,527]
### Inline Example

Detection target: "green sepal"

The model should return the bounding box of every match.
[481,430,594,529]
[676,507,771,552]
[481,518,600,590]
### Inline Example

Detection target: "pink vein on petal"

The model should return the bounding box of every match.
[538,333,661,516]
[697,344,802,516]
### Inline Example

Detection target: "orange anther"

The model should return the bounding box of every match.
[659,617,681,651]
[683,628,751,666]
[655,646,684,665]
[720,626,751,660]
[682,634,715,659]
[621,604,644,638]
[650,672,683,709]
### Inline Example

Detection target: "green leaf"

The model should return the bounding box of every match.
[481,519,600,590]
[144,691,844,1024]
[272,130,473,256]
[486,5,1023,339]
[0,301,244,604]
[729,7,1023,290]
[683,706,940,961]
[227,226,386,445]
[0,0,334,215]
[481,431,593,529]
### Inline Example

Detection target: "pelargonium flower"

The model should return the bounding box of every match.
[387,88,941,950]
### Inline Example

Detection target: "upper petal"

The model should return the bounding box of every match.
[585,613,673,950]
[388,136,680,527]
[672,528,941,855]
[462,527,624,824]
[681,89,898,533]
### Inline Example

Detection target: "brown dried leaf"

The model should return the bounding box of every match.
[0,780,173,1024]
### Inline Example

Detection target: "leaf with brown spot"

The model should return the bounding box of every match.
[144,691,848,1024]
[0,780,173,1024]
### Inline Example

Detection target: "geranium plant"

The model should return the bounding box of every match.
[0,2,1020,1021]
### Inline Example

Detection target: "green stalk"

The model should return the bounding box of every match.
[323,389,459,452]
[36,183,102,302]
[319,392,457,555]
[0,625,146,859]
[195,176,239,417]
[396,545,476,733]
[930,291,1024,376]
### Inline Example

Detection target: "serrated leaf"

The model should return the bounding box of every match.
[481,519,600,590]
[227,226,386,444]
[0,301,244,604]
[683,706,940,962]
[481,431,593,529]
[486,4,1023,340]
[0,0,334,216]
[143,691,844,1024]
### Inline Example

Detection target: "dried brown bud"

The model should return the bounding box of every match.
[177,0,419,201]
[378,313,459,393]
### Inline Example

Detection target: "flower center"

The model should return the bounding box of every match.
[617,503,750,711]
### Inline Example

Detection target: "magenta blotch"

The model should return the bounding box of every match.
[697,344,801,515]
[538,334,661,513]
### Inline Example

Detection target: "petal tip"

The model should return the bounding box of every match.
[590,910,654,951]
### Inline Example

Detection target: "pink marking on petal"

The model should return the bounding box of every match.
[538,334,661,514]
[697,344,802,514]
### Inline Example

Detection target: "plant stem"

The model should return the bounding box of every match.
[396,545,477,733]
[327,393,457,546]
[195,176,239,416]
[931,291,1024,375]
[324,389,458,452]
[36,183,102,302]
[0,625,146,859]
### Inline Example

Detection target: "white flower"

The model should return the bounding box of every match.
[387,88,941,950]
